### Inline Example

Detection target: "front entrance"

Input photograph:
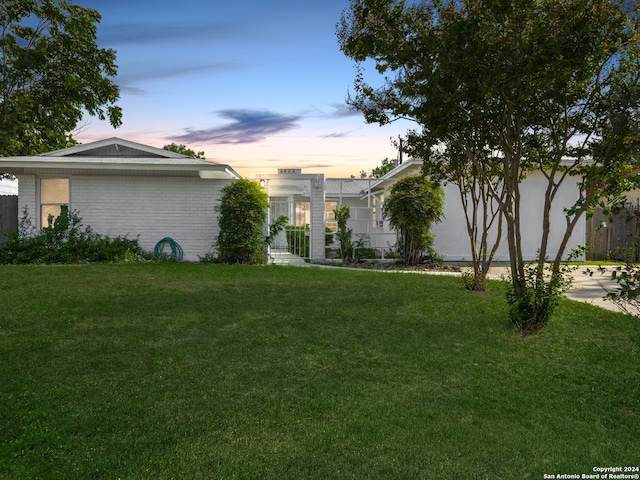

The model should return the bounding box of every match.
[259,173,326,263]
[268,199,311,263]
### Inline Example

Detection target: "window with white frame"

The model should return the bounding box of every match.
[325,201,338,232]
[40,178,69,228]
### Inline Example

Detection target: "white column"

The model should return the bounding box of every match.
[309,174,325,261]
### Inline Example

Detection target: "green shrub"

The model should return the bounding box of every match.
[264,215,289,249]
[0,207,144,264]
[461,269,488,292]
[585,261,640,317]
[334,205,352,264]
[215,179,269,264]
[505,261,574,333]
[421,249,444,267]
[383,175,444,266]
[352,234,380,261]
[353,247,380,260]
[605,263,640,316]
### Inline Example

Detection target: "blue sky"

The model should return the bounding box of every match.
[73,0,413,178]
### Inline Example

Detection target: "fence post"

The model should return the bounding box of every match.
[0,195,18,244]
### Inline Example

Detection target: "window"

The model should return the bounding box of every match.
[294,202,310,226]
[40,178,69,228]
[325,201,338,232]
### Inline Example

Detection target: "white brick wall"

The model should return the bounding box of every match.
[4,174,222,261]
[16,175,36,228]
[70,175,228,261]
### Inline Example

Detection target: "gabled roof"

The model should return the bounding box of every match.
[366,158,424,194]
[0,137,241,179]
[41,137,189,159]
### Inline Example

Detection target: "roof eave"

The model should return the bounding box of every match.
[0,159,241,178]
[199,166,241,180]
[361,158,424,196]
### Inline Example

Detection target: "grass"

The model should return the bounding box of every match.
[0,263,638,479]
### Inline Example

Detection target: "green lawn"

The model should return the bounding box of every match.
[0,264,638,479]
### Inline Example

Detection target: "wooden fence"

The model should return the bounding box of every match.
[0,195,18,244]
[586,203,640,261]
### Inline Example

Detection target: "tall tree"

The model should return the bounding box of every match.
[339,0,640,332]
[0,0,121,160]
[360,158,396,178]
[163,143,205,159]
[370,157,396,178]
[420,133,505,291]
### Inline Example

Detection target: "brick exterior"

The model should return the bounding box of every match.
[17,174,229,261]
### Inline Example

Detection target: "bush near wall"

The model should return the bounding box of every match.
[215,179,269,264]
[0,207,144,264]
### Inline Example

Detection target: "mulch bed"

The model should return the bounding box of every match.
[312,259,462,273]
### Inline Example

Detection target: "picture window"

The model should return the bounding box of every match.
[40,178,69,228]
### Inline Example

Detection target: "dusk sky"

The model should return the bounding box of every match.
[72,0,414,179]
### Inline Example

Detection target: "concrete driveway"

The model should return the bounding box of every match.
[564,269,624,312]
[487,266,624,313]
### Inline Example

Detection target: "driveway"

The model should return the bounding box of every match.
[488,266,624,313]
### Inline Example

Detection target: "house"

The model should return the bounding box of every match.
[260,157,587,263]
[0,136,587,264]
[0,138,240,261]
[366,158,587,262]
